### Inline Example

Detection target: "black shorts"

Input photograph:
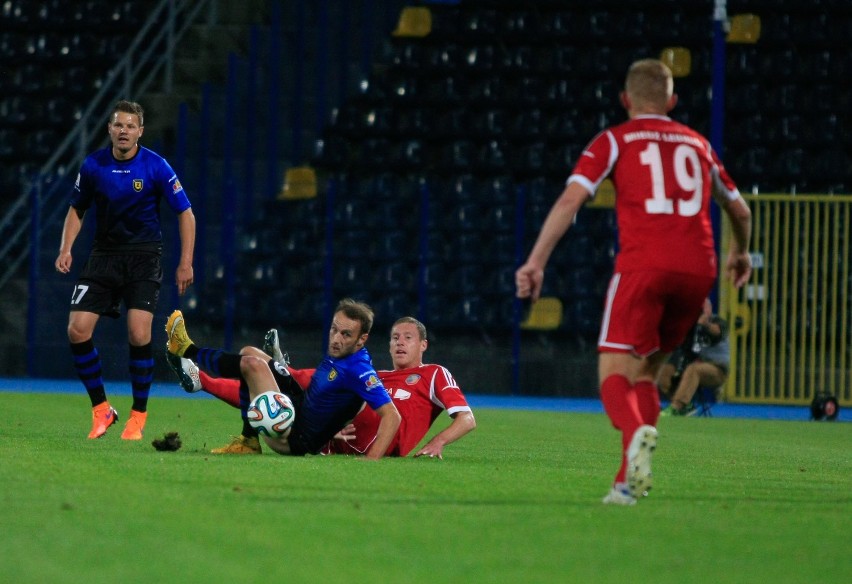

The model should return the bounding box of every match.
[70,253,162,318]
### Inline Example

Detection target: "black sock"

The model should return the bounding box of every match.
[129,343,153,413]
[194,348,243,378]
[71,339,107,407]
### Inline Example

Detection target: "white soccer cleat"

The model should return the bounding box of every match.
[602,484,637,506]
[165,351,202,393]
[626,425,658,498]
[263,328,290,368]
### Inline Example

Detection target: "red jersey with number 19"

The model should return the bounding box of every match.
[569,114,741,278]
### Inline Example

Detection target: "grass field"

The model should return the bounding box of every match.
[1,391,849,584]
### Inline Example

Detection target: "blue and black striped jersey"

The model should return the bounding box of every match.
[71,146,191,253]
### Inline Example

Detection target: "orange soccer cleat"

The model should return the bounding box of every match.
[88,402,119,439]
[120,410,148,440]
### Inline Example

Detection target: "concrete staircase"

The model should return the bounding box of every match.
[141,0,272,145]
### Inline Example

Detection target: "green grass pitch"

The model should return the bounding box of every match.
[0,391,849,584]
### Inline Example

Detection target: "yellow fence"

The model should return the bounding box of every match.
[722,194,852,406]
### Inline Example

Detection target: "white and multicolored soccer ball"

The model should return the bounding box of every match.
[247,391,295,438]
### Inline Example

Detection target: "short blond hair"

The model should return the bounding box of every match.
[625,59,673,109]
[392,316,427,341]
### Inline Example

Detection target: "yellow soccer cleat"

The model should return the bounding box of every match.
[210,435,262,455]
[120,410,148,440]
[165,309,194,357]
[88,402,119,439]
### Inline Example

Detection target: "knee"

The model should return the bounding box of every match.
[67,322,89,344]
[240,355,267,376]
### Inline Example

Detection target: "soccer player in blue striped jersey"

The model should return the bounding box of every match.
[165,298,401,459]
[55,100,196,441]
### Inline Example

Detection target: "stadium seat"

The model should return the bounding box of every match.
[334,262,372,297]
[477,139,509,171]
[278,166,317,200]
[0,128,18,159]
[470,108,507,138]
[440,139,475,171]
[392,6,432,38]
[425,75,466,106]
[521,297,563,331]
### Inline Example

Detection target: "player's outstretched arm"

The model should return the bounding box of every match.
[364,402,401,460]
[414,411,476,460]
[516,182,589,301]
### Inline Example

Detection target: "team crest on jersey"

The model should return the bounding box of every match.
[365,374,380,389]
[133,179,143,192]
[327,368,338,381]
[405,374,421,385]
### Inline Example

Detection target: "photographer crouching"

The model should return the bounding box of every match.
[658,299,730,416]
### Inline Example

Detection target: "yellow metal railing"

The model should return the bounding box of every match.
[721,194,851,406]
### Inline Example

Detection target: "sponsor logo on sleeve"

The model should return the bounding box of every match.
[172,179,183,193]
[365,374,380,390]
[133,179,144,192]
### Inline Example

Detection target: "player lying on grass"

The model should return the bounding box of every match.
[167,316,476,458]
[165,298,401,460]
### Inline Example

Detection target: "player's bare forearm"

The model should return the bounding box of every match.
[724,197,753,288]
[516,183,588,300]
[176,209,196,295]
[55,207,84,273]
[364,402,401,460]
[415,411,476,459]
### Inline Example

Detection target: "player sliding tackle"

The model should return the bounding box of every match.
[516,59,752,505]
[167,316,476,458]
[165,298,401,460]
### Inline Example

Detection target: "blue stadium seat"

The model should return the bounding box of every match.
[373,261,414,292]
[440,139,475,171]
[470,108,507,138]
[433,106,467,137]
[425,75,466,106]
[477,139,509,171]
[391,138,425,170]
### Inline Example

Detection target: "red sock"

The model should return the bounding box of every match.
[289,367,314,391]
[634,380,661,427]
[600,374,643,484]
[199,370,241,408]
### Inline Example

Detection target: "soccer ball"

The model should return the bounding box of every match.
[247,391,296,438]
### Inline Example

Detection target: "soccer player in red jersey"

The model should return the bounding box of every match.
[515,59,752,505]
[169,316,476,458]
[326,316,475,458]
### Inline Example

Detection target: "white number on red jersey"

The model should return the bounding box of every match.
[640,142,703,217]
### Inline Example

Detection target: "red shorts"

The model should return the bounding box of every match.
[597,270,715,357]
